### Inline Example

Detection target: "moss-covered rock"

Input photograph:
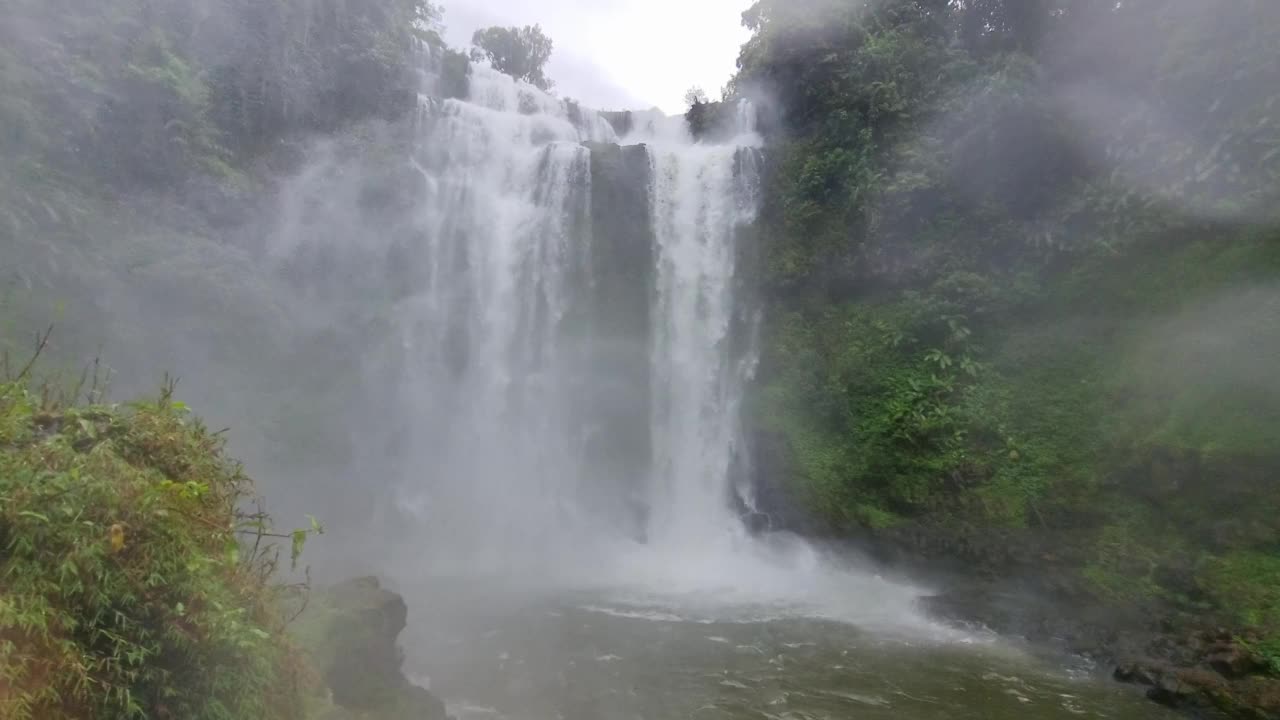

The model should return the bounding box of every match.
[1115,631,1280,719]
[294,577,448,720]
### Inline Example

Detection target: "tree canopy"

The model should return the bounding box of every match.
[684,87,710,108]
[471,25,555,90]
[0,0,439,192]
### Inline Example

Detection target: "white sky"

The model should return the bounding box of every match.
[440,0,755,114]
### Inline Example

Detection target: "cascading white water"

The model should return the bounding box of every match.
[370,60,772,570]
[391,64,620,571]
[275,50,940,634]
[635,114,763,547]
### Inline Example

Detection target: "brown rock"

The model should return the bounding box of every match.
[1236,675,1280,716]
[297,577,449,720]
[1114,661,1160,686]
[1206,645,1265,678]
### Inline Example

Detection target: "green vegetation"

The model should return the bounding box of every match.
[470,25,555,90]
[0,0,447,526]
[0,1,457,714]
[0,368,318,719]
[0,0,442,355]
[1202,552,1280,636]
[734,0,1280,653]
[0,360,436,719]
[0,0,439,187]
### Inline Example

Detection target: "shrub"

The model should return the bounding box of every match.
[0,374,311,720]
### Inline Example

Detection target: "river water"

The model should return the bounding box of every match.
[391,530,1170,720]
[400,573,1172,720]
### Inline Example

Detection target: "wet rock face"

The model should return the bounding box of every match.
[324,577,411,708]
[744,429,815,535]
[1113,631,1280,719]
[598,111,634,137]
[299,577,449,720]
[577,141,656,538]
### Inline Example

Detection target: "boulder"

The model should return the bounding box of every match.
[295,577,449,720]
[1206,644,1267,679]
[1114,637,1280,720]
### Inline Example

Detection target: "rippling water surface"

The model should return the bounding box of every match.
[400,566,1172,720]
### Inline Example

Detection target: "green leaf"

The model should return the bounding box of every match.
[290,529,307,569]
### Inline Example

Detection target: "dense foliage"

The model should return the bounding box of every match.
[470,25,555,91]
[0,0,438,191]
[0,373,314,719]
[0,0,445,505]
[0,3,445,712]
[737,0,1280,650]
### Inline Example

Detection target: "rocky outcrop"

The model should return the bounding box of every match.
[598,111,635,137]
[296,577,449,720]
[1114,631,1280,719]
[905,549,1280,720]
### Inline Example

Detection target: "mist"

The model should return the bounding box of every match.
[3,0,1279,718]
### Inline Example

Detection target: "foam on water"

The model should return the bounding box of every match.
[574,532,969,641]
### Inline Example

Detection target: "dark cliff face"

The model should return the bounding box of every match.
[684,99,778,144]
[575,142,655,540]
[296,577,450,720]
[598,111,636,138]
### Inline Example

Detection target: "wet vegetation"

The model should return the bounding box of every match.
[0,1,443,717]
[732,0,1280,713]
[0,365,312,719]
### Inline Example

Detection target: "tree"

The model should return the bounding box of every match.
[471,25,555,91]
[684,86,710,108]
[683,87,719,138]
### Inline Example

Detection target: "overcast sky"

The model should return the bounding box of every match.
[440,0,754,114]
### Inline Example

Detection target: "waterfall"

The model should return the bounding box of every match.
[278,57,765,575]
[265,52,940,632]
[633,113,763,547]
[399,65,615,569]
